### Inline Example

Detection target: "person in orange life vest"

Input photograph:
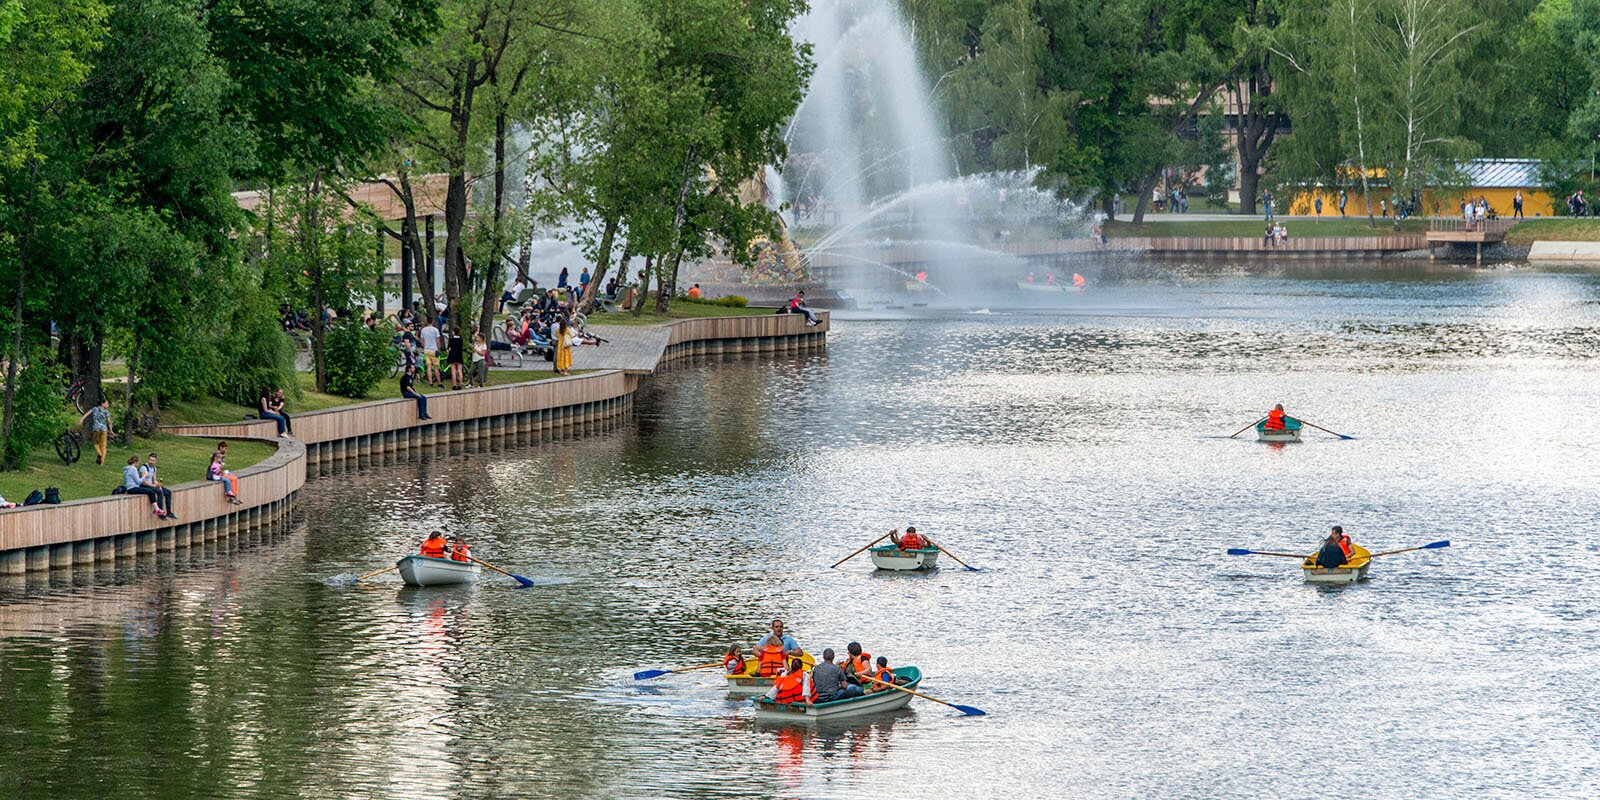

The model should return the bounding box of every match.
[842,641,873,685]
[687,284,703,300]
[864,656,897,693]
[1045,272,1057,285]
[891,526,926,551]
[449,534,471,563]
[1332,525,1353,558]
[1314,530,1348,568]
[754,619,799,677]
[723,643,747,675]
[1072,273,1086,287]
[420,531,447,559]
[1025,272,1035,283]
[765,656,812,705]
[1264,403,1288,431]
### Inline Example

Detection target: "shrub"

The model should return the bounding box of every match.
[682,294,748,307]
[215,291,297,406]
[2,359,73,469]
[323,322,392,398]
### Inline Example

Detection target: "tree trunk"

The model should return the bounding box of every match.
[580,215,621,315]
[121,338,140,446]
[1131,171,1160,224]
[631,256,654,317]
[477,107,512,339]
[307,173,328,392]
[84,331,105,409]
[443,61,480,332]
[1,159,38,465]
[1238,169,1261,218]
[656,150,698,313]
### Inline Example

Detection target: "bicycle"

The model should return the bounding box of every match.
[55,429,82,465]
[64,378,87,414]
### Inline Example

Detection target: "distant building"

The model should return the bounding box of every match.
[1288,159,1554,218]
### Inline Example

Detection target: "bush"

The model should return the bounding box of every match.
[682,294,748,307]
[2,359,73,469]
[215,291,297,406]
[323,322,392,398]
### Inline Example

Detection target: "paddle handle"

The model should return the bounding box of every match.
[831,532,894,568]
[357,565,399,581]
[926,537,975,570]
[1299,420,1351,439]
[675,661,726,674]
[1364,541,1450,558]
[1229,416,1269,438]
[860,674,961,708]
[465,554,515,578]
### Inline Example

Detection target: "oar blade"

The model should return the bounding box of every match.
[962,564,981,572]
[1226,548,1254,556]
[952,704,987,716]
[632,669,671,681]
[1423,540,1450,549]
[511,573,536,588]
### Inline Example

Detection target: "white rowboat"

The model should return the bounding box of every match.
[1302,544,1372,584]
[1255,419,1304,442]
[396,555,480,587]
[1015,281,1084,293]
[868,545,940,571]
[753,666,923,721]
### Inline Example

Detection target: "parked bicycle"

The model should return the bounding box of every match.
[55,429,82,465]
[64,377,87,414]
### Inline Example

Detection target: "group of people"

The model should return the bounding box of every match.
[207,440,243,505]
[257,387,293,439]
[418,530,472,562]
[121,452,177,520]
[1263,222,1290,247]
[735,620,905,706]
[1460,196,1497,230]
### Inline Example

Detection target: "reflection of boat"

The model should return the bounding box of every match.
[868,545,939,571]
[1255,419,1303,442]
[727,650,817,696]
[753,666,923,721]
[396,555,479,586]
[1015,281,1084,293]
[1302,544,1372,584]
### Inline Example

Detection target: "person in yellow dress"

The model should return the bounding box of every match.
[554,314,573,375]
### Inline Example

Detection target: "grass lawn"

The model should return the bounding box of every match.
[164,369,594,425]
[585,298,777,327]
[1502,218,1600,245]
[8,433,276,504]
[1103,218,1429,238]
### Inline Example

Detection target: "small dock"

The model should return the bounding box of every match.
[1426,218,1519,262]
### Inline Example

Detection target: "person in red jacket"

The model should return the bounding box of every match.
[892,526,926,551]
[420,531,447,559]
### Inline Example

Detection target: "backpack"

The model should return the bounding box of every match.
[22,489,44,506]
[43,487,60,504]
[111,485,128,495]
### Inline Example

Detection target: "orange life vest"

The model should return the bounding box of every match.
[1265,409,1286,431]
[450,544,471,562]
[773,671,807,705]
[1338,536,1353,557]
[871,667,894,687]
[847,652,873,677]
[756,644,787,677]
[420,538,446,558]
[899,533,925,551]
[724,655,745,675]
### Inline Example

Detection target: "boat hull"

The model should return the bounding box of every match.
[868,545,940,571]
[726,651,816,696]
[1302,545,1372,584]
[1255,425,1302,442]
[396,555,480,587]
[1015,281,1083,293]
[754,667,923,721]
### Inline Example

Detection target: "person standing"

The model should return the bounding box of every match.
[447,326,465,390]
[1262,190,1274,222]
[400,365,430,420]
[557,267,569,289]
[420,318,441,386]
[1513,190,1524,220]
[1314,195,1323,217]
[1338,189,1348,217]
[554,316,573,376]
[81,398,114,465]
[1380,198,1388,218]
[471,331,489,388]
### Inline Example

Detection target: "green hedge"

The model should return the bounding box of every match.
[680,294,748,307]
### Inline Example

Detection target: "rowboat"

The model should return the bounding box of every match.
[1015,281,1084,293]
[753,666,923,721]
[726,650,817,696]
[1255,419,1303,442]
[868,544,940,571]
[1302,544,1372,584]
[396,555,480,587]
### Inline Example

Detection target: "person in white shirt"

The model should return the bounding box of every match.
[419,320,441,385]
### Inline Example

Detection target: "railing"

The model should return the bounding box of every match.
[1428,216,1520,235]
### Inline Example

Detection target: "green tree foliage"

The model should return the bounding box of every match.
[1,357,70,469]
[321,321,392,398]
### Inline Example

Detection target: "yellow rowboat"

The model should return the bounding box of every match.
[1302,544,1371,584]
[726,650,816,696]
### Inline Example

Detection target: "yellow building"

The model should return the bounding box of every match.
[1288,159,1555,218]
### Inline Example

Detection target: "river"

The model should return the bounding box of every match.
[2,262,1598,798]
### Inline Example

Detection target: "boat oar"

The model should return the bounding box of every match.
[831,532,893,568]
[1227,548,1311,558]
[633,661,724,681]
[861,674,985,716]
[926,537,980,572]
[355,565,399,582]
[1363,540,1450,558]
[465,555,536,588]
[1299,420,1355,440]
[1228,416,1269,438]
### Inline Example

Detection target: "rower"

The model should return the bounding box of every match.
[767,656,811,706]
[1315,530,1348,568]
[1045,272,1057,285]
[810,648,864,703]
[723,644,747,675]
[449,534,471,562]
[1072,273,1086,287]
[754,619,799,677]
[843,641,873,685]
[891,526,926,551]
[1264,403,1289,431]
[1025,272,1035,283]
[420,531,447,559]
[1332,525,1353,557]
[865,656,896,693]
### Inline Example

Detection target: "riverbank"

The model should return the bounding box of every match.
[0,312,827,572]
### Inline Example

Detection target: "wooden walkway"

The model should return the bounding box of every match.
[570,326,673,373]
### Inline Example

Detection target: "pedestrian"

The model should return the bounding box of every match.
[1314,195,1323,217]
[1380,198,1388,218]
[1263,190,1274,222]
[1338,189,1347,218]
[447,325,465,390]
[80,397,114,465]
[471,331,489,388]
[1513,190,1524,220]
[420,317,441,385]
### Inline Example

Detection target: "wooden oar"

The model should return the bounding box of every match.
[861,674,985,716]
[465,554,536,587]
[633,661,724,681]
[926,537,979,572]
[355,565,399,581]
[1229,416,1269,438]
[1363,540,1450,558]
[1227,549,1311,558]
[1299,419,1355,440]
[831,531,893,568]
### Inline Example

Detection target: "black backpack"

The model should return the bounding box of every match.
[22,489,43,506]
[43,487,61,504]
